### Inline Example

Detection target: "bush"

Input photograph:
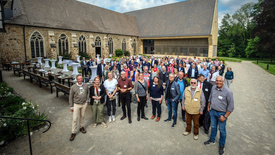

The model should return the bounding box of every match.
[238,54,241,58]
[0,82,47,143]
[79,52,91,60]
[228,53,233,58]
[124,51,130,56]
[62,53,72,60]
[115,49,123,57]
[218,52,223,57]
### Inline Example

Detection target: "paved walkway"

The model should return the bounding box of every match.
[1,61,275,155]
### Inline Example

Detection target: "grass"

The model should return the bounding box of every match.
[252,61,275,75]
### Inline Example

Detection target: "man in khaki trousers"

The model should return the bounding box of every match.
[69,75,90,141]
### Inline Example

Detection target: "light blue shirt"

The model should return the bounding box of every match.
[191,68,195,77]
[200,69,209,79]
[177,79,185,99]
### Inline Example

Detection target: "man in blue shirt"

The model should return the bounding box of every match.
[200,65,209,80]
[143,59,151,70]
[175,71,188,122]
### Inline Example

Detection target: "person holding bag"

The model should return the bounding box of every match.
[104,72,118,123]
[90,77,107,128]
[135,72,149,121]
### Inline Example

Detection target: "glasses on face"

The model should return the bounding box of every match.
[191,82,197,84]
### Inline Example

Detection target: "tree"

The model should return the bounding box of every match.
[245,36,259,58]
[253,0,275,61]
[218,3,257,57]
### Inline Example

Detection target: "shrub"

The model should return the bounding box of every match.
[124,51,130,56]
[62,53,72,60]
[115,49,123,57]
[228,53,233,58]
[218,52,223,57]
[79,52,91,60]
[238,54,241,58]
[0,82,48,143]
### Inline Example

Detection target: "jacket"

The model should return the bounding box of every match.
[97,63,105,77]
[200,81,213,109]
[184,86,203,114]
[159,71,170,84]
[165,80,181,101]
[187,67,199,79]
[89,84,106,105]
[174,77,189,88]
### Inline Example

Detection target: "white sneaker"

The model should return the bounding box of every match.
[183,131,191,136]
[109,116,112,122]
[112,115,116,122]
[194,135,199,140]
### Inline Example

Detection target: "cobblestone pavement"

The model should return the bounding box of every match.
[0,61,275,155]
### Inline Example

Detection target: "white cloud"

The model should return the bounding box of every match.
[78,0,179,13]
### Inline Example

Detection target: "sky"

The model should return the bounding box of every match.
[77,0,259,28]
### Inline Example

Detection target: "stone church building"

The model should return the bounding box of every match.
[0,0,218,62]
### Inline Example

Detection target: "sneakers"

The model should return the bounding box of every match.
[109,116,112,122]
[120,116,126,120]
[101,122,108,128]
[204,139,215,145]
[151,115,155,119]
[112,115,116,122]
[193,135,199,140]
[155,117,160,122]
[171,123,176,127]
[219,145,225,155]
[182,131,191,136]
[79,127,86,134]
[69,133,76,141]
[164,119,171,122]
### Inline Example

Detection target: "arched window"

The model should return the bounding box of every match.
[108,38,113,54]
[78,35,86,53]
[122,38,126,52]
[58,34,68,55]
[133,39,136,54]
[30,31,44,58]
[95,36,101,47]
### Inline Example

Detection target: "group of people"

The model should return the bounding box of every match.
[70,55,235,155]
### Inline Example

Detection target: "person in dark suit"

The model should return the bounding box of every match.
[197,74,213,134]
[187,64,199,79]
[87,59,93,78]
[80,57,88,77]
[178,63,185,73]
[151,58,158,68]
[97,60,105,81]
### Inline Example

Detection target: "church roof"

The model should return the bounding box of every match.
[125,0,216,38]
[6,0,138,36]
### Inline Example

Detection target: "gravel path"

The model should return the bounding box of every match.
[1,61,275,155]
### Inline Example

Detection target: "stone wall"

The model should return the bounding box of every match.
[0,24,139,63]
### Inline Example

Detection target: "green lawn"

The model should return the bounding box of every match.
[252,61,275,75]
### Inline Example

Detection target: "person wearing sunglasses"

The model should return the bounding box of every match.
[182,79,206,140]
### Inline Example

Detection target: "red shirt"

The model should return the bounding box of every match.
[118,78,134,93]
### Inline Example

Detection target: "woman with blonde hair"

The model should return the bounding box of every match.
[104,72,118,122]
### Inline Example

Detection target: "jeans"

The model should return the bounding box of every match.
[106,96,116,116]
[167,98,178,124]
[225,79,232,89]
[210,109,227,147]
[152,100,162,117]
